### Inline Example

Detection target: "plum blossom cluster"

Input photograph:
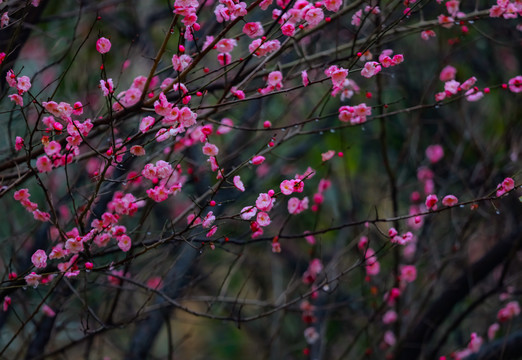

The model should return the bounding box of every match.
[302,258,323,284]
[285,168,314,215]
[248,38,281,57]
[13,188,51,222]
[397,224,419,260]
[299,257,323,345]
[489,0,521,19]
[174,0,201,40]
[497,300,520,322]
[357,236,380,277]
[338,103,371,125]
[42,193,140,283]
[6,70,32,107]
[214,0,247,23]
[450,332,484,359]
[271,0,343,39]
[435,65,483,102]
[31,105,92,173]
[153,92,198,140]
[301,301,320,345]
[112,75,161,111]
[310,178,331,212]
[351,5,381,27]
[448,299,520,360]
[142,160,185,202]
[259,70,283,94]
[388,227,415,246]
[325,65,348,93]
[437,0,467,29]
[23,210,136,288]
[214,38,237,66]
[495,177,515,197]
[359,50,404,79]
[186,208,218,238]
[234,168,314,242]
[172,54,192,72]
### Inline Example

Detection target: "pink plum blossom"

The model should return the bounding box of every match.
[240,206,257,220]
[146,185,170,202]
[301,70,309,87]
[96,37,112,54]
[321,150,335,162]
[15,136,24,151]
[16,76,31,93]
[267,71,283,88]
[172,54,192,72]
[442,195,458,206]
[280,180,295,195]
[496,177,515,197]
[256,193,275,212]
[215,38,237,53]
[324,0,342,11]
[14,188,30,201]
[444,80,460,95]
[400,265,417,283]
[251,155,265,165]
[426,144,444,163]
[256,212,271,226]
[202,211,216,228]
[360,61,382,78]
[440,65,456,81]
[421,30,436,40]
[425,194,438,210]
[8,94,23,106]
[281,23,295,36]
[25,272,42,288]
[304,7,324,27]
[31,249,47,268]
[33,210,51,222]
[351,9,362,26]
[139,116,155,133]
[36,155,53,172]
[118,235,132,252]
[100,79,114,96]
[383,310,398,324]
[216,118,233,134]
[242,22,264,38]
[288,197,308,214]
[233,175,245,192]
[508,76,522,93]
[497,301,520,322]
[202,142,219,156]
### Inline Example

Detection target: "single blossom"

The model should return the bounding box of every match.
[25,272,42,288]
[31,249,47,268]
[360,61,382,78]
[442,195,458,206]
[202,142,219,156]
[251,155,265,165]
[425,194,438,210]
[96,37,112,54]
[508,75,522,93]
[233,175,245,192]
[426,144,444,163]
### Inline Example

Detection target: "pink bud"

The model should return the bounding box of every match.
[251,155,265,165]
